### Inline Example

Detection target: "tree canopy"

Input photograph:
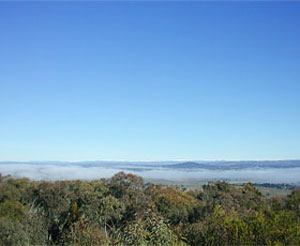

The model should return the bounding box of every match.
[0,172,299,245]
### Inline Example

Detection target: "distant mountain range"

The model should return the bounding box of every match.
[165,160,300,170]
[1,160,300,171]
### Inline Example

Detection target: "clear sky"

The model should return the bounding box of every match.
[0,2,299,161]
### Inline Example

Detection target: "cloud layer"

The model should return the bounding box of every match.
[0,163,299,184]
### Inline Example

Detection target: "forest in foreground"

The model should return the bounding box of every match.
[0,172,300,246]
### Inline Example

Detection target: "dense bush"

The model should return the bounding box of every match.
[0,172,299,245]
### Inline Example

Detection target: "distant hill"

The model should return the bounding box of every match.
[166,162,212,169]
[1,160,300,170]
[164,160,300,170]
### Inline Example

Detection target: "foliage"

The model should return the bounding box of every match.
[0,172,300,245]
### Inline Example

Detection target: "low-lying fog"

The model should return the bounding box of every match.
[0,162,299,184]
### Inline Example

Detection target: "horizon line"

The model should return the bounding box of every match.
[1,158,300,163]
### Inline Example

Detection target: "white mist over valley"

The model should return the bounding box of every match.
[1,160,299,184]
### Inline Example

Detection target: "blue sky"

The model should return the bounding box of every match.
[0,2,299,161]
